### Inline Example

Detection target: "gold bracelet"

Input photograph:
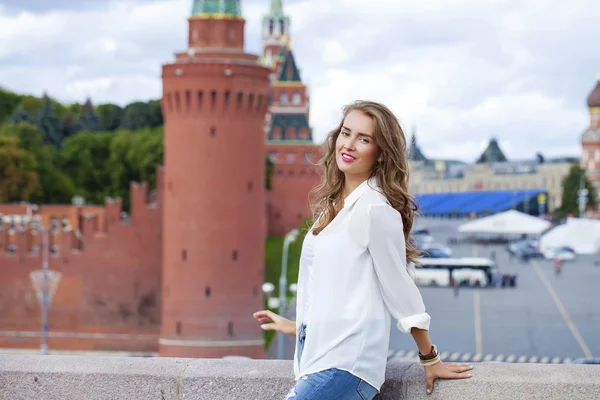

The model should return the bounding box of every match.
[420,354,441,367]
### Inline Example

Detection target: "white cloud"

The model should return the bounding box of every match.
[1,0,599,162]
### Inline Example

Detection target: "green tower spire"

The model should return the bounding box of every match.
[270,0,283,16]
[191,0,241,18]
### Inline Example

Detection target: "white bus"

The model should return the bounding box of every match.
[408,257,501,288]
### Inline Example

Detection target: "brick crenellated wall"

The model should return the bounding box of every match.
[0,171,163,353]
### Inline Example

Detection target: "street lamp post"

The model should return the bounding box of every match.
[41,228,49,355]
[578,173,588,218]
[278,228,299,360]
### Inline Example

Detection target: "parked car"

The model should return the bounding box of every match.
[543,246,576,261]
[513,245,544,259]
[412,233,435,249]
[421,243,453,258]
[507,239,539,255]
[421,247,450,258]
[413,227,431,236]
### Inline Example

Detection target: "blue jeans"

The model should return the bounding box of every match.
[284,325,379,400]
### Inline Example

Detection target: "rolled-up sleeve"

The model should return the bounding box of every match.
[367,203,431,334]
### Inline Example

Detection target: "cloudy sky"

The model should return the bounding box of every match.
[1,0,599,162]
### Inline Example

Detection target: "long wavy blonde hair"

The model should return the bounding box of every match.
[308,100,420,265]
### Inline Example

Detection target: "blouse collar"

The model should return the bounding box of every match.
[343,176,379,209]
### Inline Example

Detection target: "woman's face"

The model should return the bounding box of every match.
[335,110,380,180]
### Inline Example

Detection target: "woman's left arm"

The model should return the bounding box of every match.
[367,204,472,395]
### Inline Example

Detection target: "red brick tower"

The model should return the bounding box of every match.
[159,0,271,358]
[260,0,322,236]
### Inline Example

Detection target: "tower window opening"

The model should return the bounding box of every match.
[292,91,301,105]
[185,90,191,112]
[280,20,285,36]
[236,92,244,109]
[210,90,217,110]
[248,181,253,192]
[227,321,234,337]
[248,94,255,110]
[197,91,204,110]
[232,250,238,262]
[174,91,181,112]
[280,92,288,104]
[176,321,182,335]
[205,286,211,298]
[181,249,187,261]
[210,127,216,137]
[269,19,274,35]
[224,90,231,110]
[166,93,173,112]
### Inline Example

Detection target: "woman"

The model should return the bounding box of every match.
[254,101,473,399]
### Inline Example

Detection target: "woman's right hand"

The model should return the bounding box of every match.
[253,310,296,336]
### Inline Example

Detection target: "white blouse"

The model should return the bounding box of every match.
[293,177,431,391]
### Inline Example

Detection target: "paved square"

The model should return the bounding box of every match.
[389,218,600,362]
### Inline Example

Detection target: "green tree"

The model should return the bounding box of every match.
[7,106,36,125]
[75,98,104,133]
[59,132,113,204]
[555,165,597,218]
[97,103,124,131]
[0,122,76,203]
[36,94,64,148]
[109,127,163,210]
[62,110,77,139]
[0,136,40,202]
[0,88,23,124]
[119,101,163,131]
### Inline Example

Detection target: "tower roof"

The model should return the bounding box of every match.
[476,138,508,164]
[270,0,284,16]
[276,47,302,82]
[587,74,600,108]
[407,129,428,162]
[263,0,289,21]
[191,0,241,18]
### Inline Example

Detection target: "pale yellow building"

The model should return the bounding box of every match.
[408,136,577,213]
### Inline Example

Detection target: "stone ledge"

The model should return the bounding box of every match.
[0,355,599,399]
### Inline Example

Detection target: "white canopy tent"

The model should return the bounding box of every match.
[458,210,552,236]
[540,218,600,255]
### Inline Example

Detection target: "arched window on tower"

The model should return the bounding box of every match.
[292,91,301,105]
[210,90,217,110]
[299,127,309,140]
[280,92,288,105]
[285,127,296,140]
[280,20,285,36]
[269,19,274,35]
[197,90,204,110]
[223,90,231,110]
[272,126,283,140]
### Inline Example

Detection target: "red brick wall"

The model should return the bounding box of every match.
[266,143,322,236]
[0,180,162,353]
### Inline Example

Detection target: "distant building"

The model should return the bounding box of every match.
[582,73,600,203]
[408,133,576,213]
